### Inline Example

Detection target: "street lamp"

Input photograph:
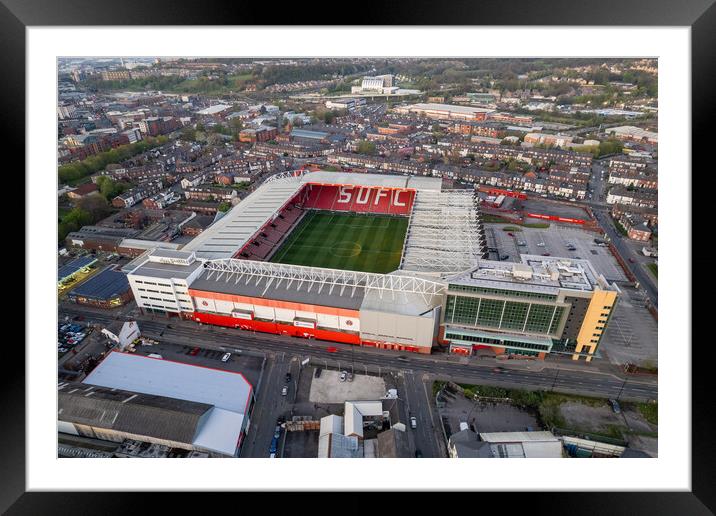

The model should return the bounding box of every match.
[616,377,628,401]
[551,368,560,391]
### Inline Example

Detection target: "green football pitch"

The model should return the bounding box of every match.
[269,210,409,273]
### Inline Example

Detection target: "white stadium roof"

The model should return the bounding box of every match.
[400,190,486,274]
[300,171,442,191]
[182,176,304,260]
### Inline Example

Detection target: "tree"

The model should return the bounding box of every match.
[95,177,128,201]
[357,140,377,155]
[218,202,231,212]
[228,118,243,134]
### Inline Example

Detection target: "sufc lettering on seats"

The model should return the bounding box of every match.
[337,186,409,206]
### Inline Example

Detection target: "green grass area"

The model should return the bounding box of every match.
[646,263,658,278]
[502,226,522,232]
[270,210,409,273]
[521,222,551,229]
[482,214,513,223]
[636,402,658,425]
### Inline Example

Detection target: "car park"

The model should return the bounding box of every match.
[58,322,88,354]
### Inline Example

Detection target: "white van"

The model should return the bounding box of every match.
[147,353,163,359]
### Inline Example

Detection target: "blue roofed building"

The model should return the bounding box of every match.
[66,266,133,308]
[58,256,98,285]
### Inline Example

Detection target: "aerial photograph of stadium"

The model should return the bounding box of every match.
[57,57,658,460]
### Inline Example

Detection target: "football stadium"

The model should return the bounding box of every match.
[124,169,618,360]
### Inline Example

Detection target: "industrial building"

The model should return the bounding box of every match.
[351,75,397,94]
[63,351,254,456]
[393,103,495,121]
[325,98,367,111]
[123,169,617,360]
[448,428,563,458]
[317,399,407,458]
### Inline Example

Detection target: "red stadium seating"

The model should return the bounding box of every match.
[302,184,414,215]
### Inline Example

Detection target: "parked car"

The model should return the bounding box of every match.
[281,386,288,396]
[542,253,551,256]
[415,449,423,458]
[285,372,292,382]
[507,232,514,237]
[189,347,200,356]
[221,352,231,362]
[314,368,322,378]
[274,426,282,439]
[609,399,621,414]
[410,416,417,429]
[339,371,347,382]
[493,366,505,373]
[347,372,354,382]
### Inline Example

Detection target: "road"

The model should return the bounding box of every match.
[240,353,297,458]
[59,306,658,403]
[402,371,444,457]
[574,158,658,307]
[592,207,658,308]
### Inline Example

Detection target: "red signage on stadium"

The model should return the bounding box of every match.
[478,186,528,200]
[526,213,586,225]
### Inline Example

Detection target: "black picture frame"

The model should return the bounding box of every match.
[5,0,711,513]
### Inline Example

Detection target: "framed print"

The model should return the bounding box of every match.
[5,0,713,513]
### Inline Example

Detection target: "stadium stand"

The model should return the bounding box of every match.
[234,201,307,262]
[302,184,415,215]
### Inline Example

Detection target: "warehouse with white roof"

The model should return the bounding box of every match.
[76,351,254,456]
